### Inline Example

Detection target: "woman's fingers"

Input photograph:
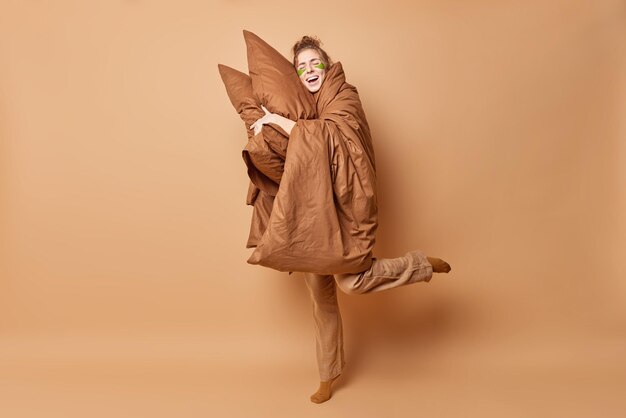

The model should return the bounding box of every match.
[250,118,261,134]
[251,108,272,134]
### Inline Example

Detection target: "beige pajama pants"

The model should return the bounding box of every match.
[303,250,433,381]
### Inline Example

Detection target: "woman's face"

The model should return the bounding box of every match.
[296,49,326,93]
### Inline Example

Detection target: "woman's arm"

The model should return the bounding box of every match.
[250,105,296,136]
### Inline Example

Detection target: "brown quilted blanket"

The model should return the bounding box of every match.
[247,62,378,275]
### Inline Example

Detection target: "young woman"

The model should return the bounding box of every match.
[250,36,451,404]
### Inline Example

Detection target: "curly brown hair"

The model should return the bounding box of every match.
[292,35,333,69]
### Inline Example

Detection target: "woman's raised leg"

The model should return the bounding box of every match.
[334,250,450,294]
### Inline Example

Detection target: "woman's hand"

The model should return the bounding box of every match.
[250,105,274,136]
[250,105,296,136]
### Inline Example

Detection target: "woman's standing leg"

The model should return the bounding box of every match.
[303,272,345,403]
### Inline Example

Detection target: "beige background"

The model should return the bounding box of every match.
[1,0,625,416]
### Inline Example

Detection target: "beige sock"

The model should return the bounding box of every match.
[310,374,340,404]
[427,257,452,273]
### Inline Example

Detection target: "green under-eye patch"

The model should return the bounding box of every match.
[297,62,324,76]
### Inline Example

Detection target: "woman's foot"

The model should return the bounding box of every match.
[310,374,340,404]
[427,257,451,273]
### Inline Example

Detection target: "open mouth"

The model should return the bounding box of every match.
[306,75,319,84]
